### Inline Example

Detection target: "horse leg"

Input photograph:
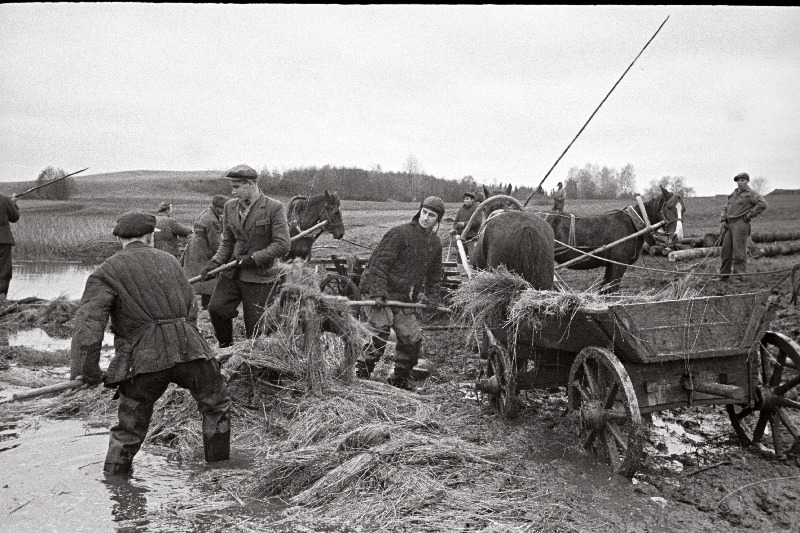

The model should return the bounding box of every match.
[601,264,627,294]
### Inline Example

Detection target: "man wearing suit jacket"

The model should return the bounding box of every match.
[0,192,20,299]
[201,165,290,347]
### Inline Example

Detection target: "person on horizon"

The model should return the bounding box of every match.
[70,210,231,475]
[154,201,193,258]
[449,191,478,265]
[356,196,444,390]
[201,165,290,347]
[183,194,228,310]
[552,182,566,214]
[718,172,767,281]
[0,192,19,299]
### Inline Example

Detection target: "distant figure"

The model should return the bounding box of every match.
[201,165,291,347]
[183,195,227,309]
[718,172,768,280]
[70,211,231,474]
[356,196,444,390]
[0,192,19,299]
[552,182,566,213]
[449,191,478,264]
[154,201,193,258]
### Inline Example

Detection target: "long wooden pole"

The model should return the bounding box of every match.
[523,16,670,207]
[14,167,89,199]
[554,220,664,270]
[1,378,85,404]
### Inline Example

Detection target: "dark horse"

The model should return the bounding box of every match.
[465,184,555,290]
[286,191,345,260]
[544,186,684,293]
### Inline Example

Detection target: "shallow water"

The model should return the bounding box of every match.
[8,328,114,353]
[0,418,283,533]
[8,261,96,300]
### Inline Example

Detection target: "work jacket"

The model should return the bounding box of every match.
[721,185,767,222]
[183,206,222,294]
[453,203,479,233]
[70,242,213,385]
[212,194,291,283]
[154,215,193,257]
[0,195,19,245]
[359,218,443,302]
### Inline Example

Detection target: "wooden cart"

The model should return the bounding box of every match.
[474,291,800,477]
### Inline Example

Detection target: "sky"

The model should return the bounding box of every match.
[1,4,798,197]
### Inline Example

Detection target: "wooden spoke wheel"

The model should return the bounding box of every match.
[475,341,519,419]
[568,347,644,478]
[726,331,800,456]
[319,274,361,301]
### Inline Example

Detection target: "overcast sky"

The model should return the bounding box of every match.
[1,4,798,196]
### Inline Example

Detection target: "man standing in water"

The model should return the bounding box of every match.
[356,196,444,390]
[70,211,231,474]
[183,194,228,310]
[201,165,290,347]
[0,192,19,299]
[154,201,193,258]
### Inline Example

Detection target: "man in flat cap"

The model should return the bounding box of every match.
[449,191,479,266]
[154,200,193,258]
[718,172,768,280]
[201,164,290,347]
[183,195,228,310]
[71,210,231,474]
[356,196,444,390]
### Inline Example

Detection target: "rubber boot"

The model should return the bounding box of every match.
[203,431,231,463]
[103,447,135,475]
[355,360,374,379]
[387,366,413,391]
[209,312,234,348]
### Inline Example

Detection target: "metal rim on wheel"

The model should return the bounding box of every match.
[319,274,361,301]
[475,342,518,419]
[726,331,800,456]
[568,346,643,478]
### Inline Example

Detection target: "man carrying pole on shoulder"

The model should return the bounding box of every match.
[356,196,444,390]
[70,211,231,475]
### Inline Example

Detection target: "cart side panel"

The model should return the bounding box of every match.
[515,311,614,354]
[607,292,772,364]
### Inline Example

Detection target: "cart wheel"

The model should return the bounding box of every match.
[475,342,519,419]
[568,347,644,478]
[320,274,361,301]
[726,331,800,456]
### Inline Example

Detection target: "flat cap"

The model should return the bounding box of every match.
[211,194,228,208]
[224,164,258,181]
[734,172,750,182]
[156,200,172,213]
[463,191,476,200]
[113,211,157,238]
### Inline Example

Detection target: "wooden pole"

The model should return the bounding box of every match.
[3,378,85,403]
[554,220,665,270]
[348,299,451,314]
[14,167,89,199]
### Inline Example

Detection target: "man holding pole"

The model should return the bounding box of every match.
[70,211,231,474]
[356,196,444,390]
[717,172,767,281]
[201,165,290,347]
[449,191,478,265]
[183,194,227,310]
[0,192,19,299]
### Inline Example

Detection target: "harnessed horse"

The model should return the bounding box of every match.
[286,191,345,260]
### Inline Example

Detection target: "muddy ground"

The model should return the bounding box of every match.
[1,248,799,532]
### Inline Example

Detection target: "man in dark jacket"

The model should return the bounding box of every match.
[718,172,768,280]
[0,193,19,298]
[449,191,479,265]
[154,201,193,258]
[70,211,231,474]
[357,196,444,390]
[202,165,290,347]
[552,182,566,213]
[183,195,227,309]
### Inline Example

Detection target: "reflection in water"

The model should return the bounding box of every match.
[102,474,151,528]
[8,261,97,300]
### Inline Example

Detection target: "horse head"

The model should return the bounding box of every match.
[321,190,345,239]
[648,186,684,243]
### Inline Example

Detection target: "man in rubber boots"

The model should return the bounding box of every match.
[357,196,444,390]
[70,211,231,474]
[718,172,767,280]
[201,165,290,347]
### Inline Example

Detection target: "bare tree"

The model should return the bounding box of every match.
[750,176,770,194]
[405,154,421,202]
[35,166,72,200]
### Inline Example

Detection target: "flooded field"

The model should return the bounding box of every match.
[8,261,96,300]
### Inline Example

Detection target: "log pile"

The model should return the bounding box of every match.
[642,231,800,262]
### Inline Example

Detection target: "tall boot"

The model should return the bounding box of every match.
[203,431,231,463]
[387,366,413,391]
[209,311,234,348]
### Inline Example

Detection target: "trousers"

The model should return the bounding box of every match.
[208,273,279,345]
[361,297,423,372]
[720,218,751,275]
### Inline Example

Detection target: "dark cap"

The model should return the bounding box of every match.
[557,182,563,187]
[211,195,228,208]
[224,164,258,181]
[156,200,171,213]
[421,196,445,220]
[463,191,476,200]
[113,211,157,238]
[734,172,750,182]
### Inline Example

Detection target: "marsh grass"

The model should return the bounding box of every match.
[12,212,115,260]
[10,347,70,367]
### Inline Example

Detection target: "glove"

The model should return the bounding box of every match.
[373,295,388,311]
[201,260,221,281]
[236,255,258,270]
[449,229,458,236]
[421,295,441,313]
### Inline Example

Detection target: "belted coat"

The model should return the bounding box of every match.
[70,242,214,386]
[211,195,291,283]
[183,206,222,295]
